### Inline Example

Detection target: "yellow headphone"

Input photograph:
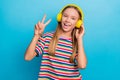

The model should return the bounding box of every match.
[57,4,84,28]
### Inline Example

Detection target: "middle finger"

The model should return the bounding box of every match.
[41,14,46,23]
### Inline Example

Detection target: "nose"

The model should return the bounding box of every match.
[65,17,70,22]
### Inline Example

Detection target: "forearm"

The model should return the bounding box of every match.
[77,38,87,69]
[24,35,40,61]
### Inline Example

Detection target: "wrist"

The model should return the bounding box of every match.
[77,37,83,41]
[34,33,42,36]
[34,34,40,39]
[77,38,83,46]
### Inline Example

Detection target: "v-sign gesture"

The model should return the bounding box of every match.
[35,14,51,36]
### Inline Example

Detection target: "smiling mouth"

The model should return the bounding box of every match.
[63,23,71,28]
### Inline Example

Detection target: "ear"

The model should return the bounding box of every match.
[57,13,62,22]
[75,20,83,28]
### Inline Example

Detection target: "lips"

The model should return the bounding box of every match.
[63,23,71,29]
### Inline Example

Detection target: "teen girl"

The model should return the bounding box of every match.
[25,4,87,80]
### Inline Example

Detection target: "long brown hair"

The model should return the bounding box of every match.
[48,5,82,63]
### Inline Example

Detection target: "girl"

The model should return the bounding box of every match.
[25,4,87,80]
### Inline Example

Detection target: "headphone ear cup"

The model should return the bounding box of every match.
[57,13,62,22]
[76,20,82,28]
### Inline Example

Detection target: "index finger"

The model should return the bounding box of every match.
[45,19,52,27]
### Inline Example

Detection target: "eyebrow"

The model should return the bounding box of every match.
[63,12,78,18]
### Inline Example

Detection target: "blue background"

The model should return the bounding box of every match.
[0,0,120,80]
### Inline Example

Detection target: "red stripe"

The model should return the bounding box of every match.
[38,37,44,42]
[41,62,77,70]
[41,68,79,75]
[43,32,53,36]
[36,46,42,54]
[56,46,73,52]
[42,51,70,59]
[58,41,72,46]
[39,74,57,79]
[56,52,70,58]
[43,56,69,63]
[36,46,40,51]
[39,74,82,80]
[37,42,44,49]
[58,78,82,80]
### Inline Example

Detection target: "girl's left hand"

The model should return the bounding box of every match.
[75,24,85,40]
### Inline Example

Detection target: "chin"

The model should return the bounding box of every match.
[62,27,68,32]
[62,28,72,33]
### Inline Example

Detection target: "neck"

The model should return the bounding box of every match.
[60,30,72,38]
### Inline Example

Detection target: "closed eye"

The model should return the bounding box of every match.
[71,17,76,20]
[71,17,77,20]
[63,14,67,17]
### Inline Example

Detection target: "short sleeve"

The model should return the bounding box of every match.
[35,35,46,57]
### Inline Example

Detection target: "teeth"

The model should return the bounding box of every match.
[64,23,70,26]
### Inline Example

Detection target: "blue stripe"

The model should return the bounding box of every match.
[39,76,54,80]
[43,53,69,60]
[37,44,44,50]
[35,49,40,57]
[45,40,50,44]
[58,43,72,49]
[59,38,72,43]
[42,58,76,66]
[35,46,43,57]
[38,39,45,45]
[55,54,69,59]
[41,64,79,72]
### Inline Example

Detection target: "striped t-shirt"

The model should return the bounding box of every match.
[35,32,82,80]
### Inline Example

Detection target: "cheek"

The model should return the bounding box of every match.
[72,20,77,25]
[61,18,64,23]
[61,17,66,22]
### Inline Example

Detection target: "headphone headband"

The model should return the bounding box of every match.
[59,4,84,21]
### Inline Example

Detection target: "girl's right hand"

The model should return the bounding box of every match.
[34,14,51,36]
